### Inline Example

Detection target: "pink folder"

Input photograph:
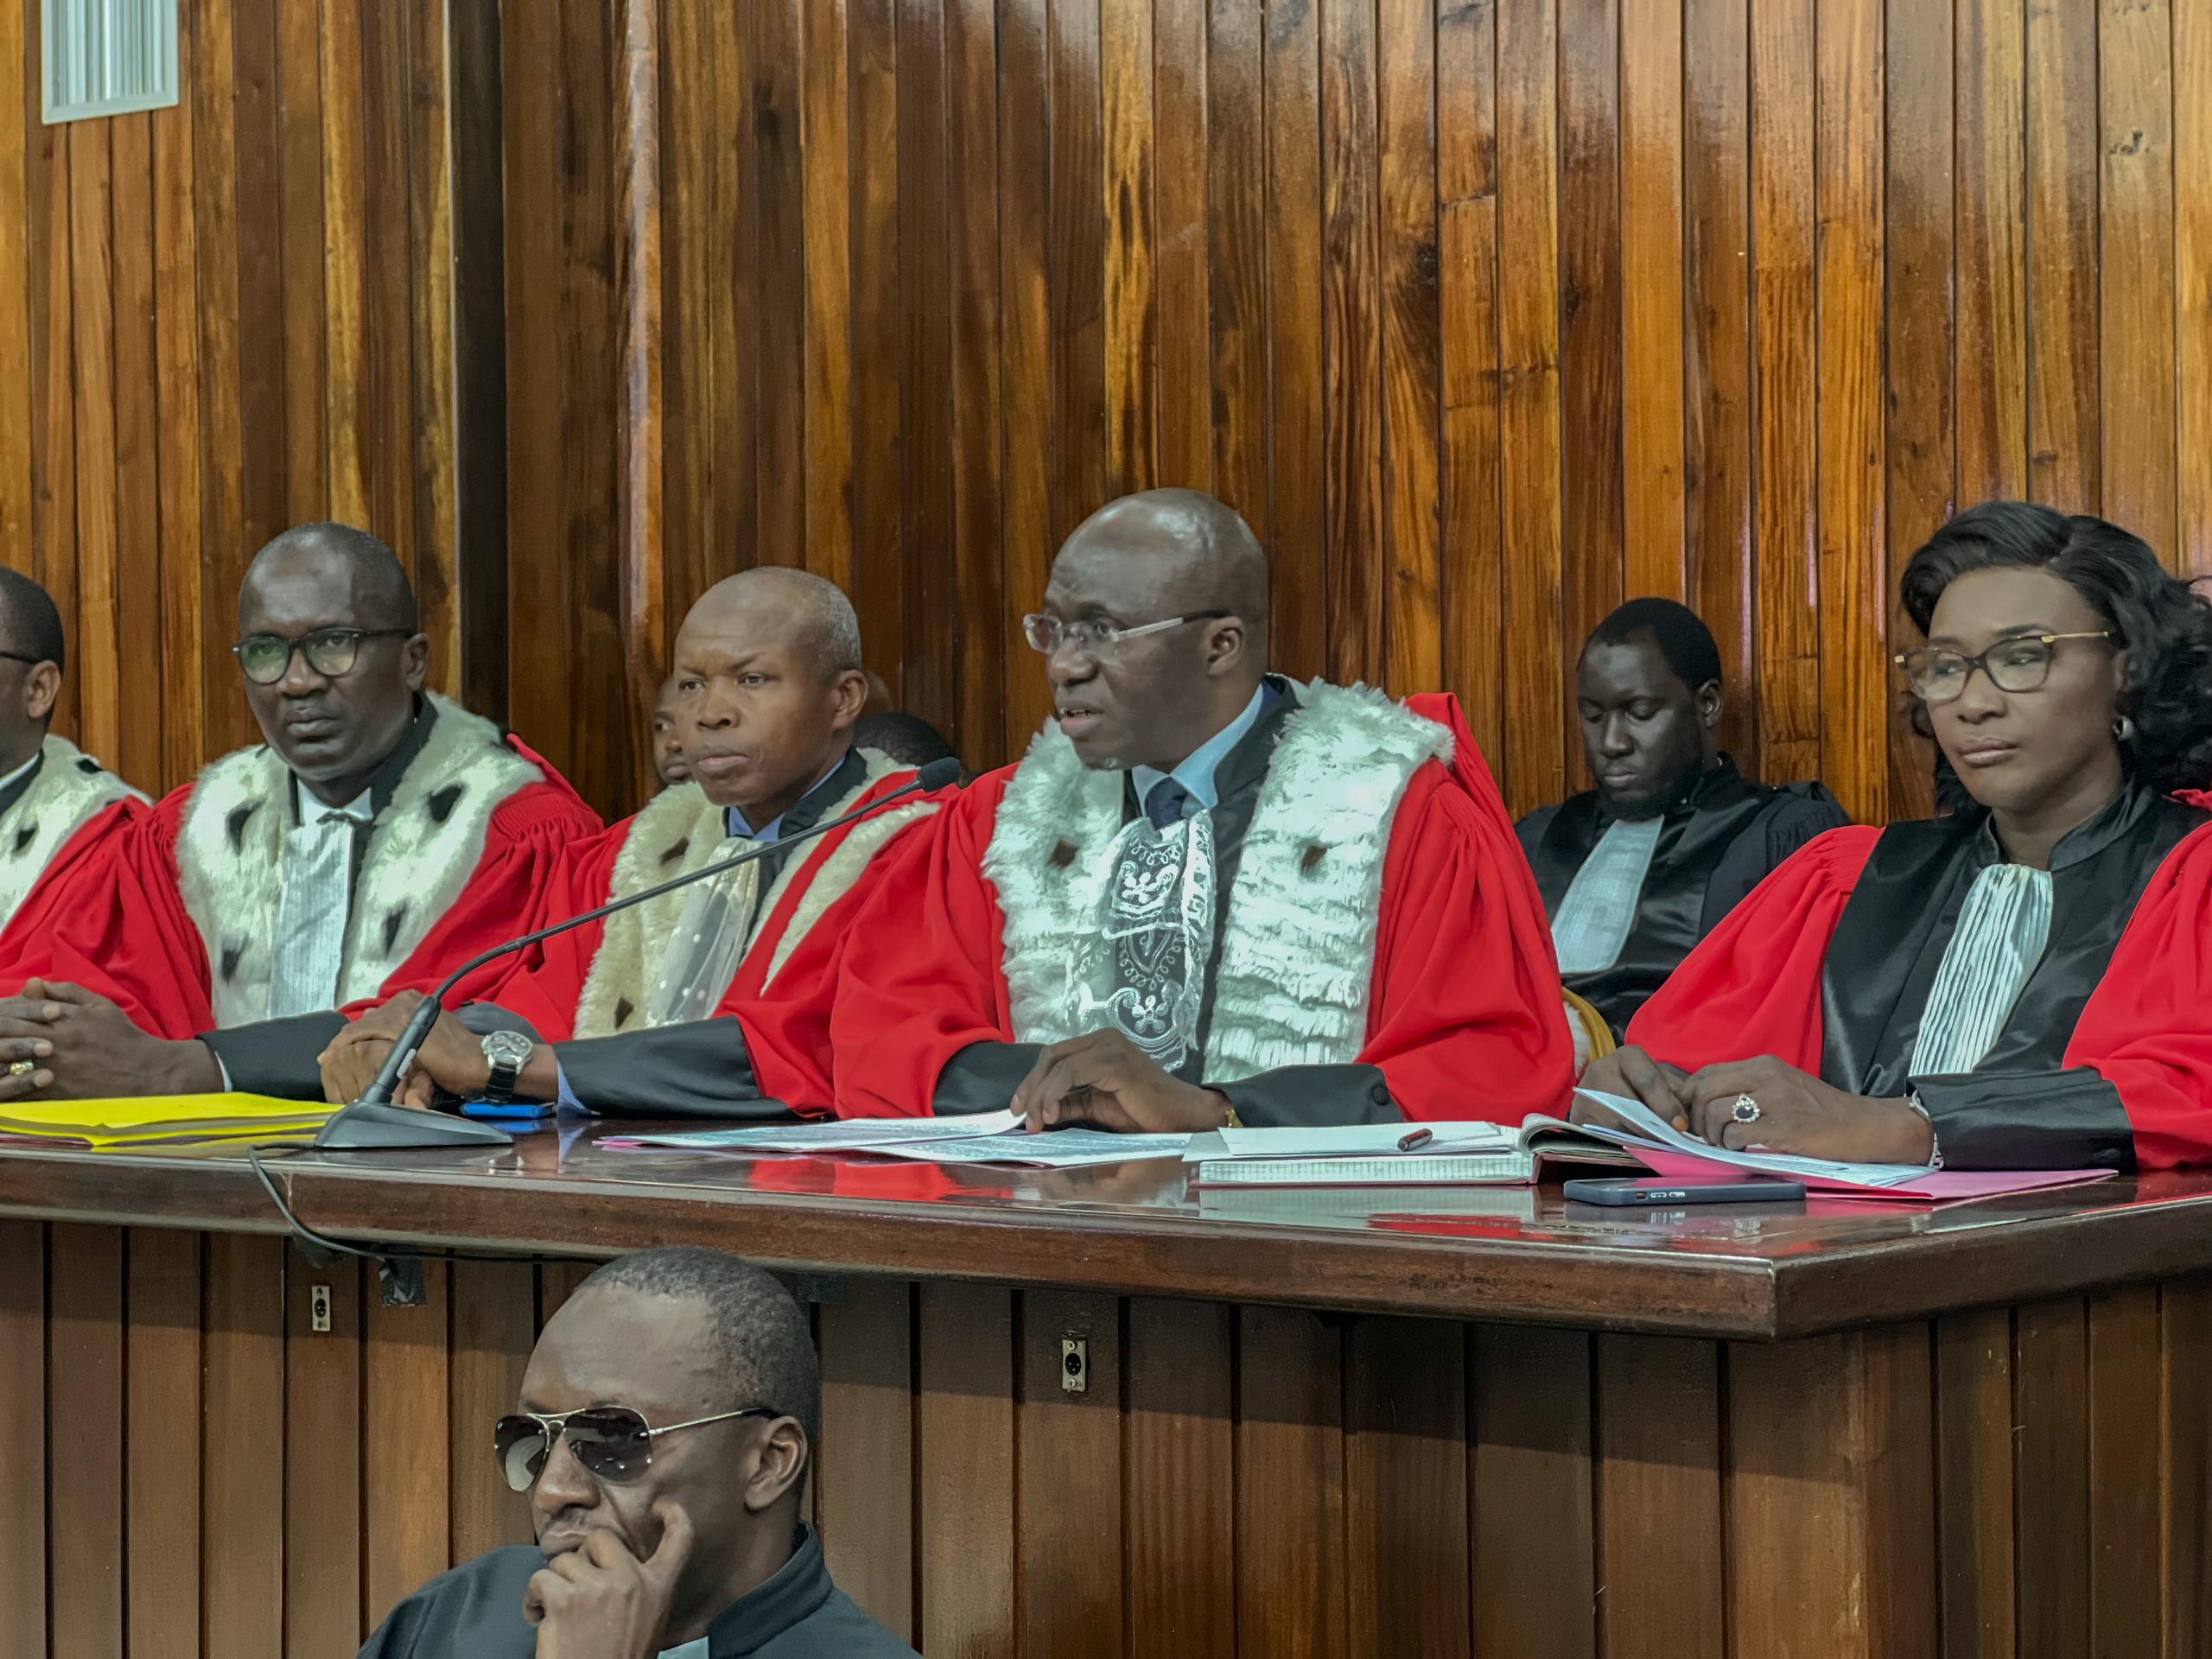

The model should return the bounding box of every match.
[1632,1144,2115,1203]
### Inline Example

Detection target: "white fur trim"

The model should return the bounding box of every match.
[0,736,145,931]
[573,751,920,1036]
[985,679,1451,1080]
[175,694,543,1027]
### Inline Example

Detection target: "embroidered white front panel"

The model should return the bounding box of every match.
[1071,812,1217,1068]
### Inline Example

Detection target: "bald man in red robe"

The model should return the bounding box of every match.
[830,489,1573,1130]
[0,524,601,1101]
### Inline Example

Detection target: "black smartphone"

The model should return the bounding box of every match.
[1562,1177,1808,1207]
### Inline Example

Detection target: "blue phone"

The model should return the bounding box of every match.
[461,1098,556,1122]
[1563,1177,1807,1207]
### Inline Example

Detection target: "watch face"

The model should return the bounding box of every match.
[482,1030,533,1065]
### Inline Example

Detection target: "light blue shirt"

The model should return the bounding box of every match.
[1129,683,1271,817]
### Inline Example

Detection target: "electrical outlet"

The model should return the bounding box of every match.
[1060,1336,1088,1394]
[310,1283,333,1333]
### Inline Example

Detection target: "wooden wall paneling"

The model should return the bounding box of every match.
[1046,0,1109,548]
[802,0,856,594]
[1152,0,1208,493]
[1953,0,2024,505]
[1725,1327,1938,1657]
[1018,1287,1125,1659]
[1933,1308,2017,1659]
[1378,0,1443,701]
[1555,0,1621,737]
[2087,1287,2163,1656]
[1102,0,1157,495]
[1469,1325,1595,1658]
[945,0,1006,767]
[0,1221,45,1637]
[65,118,119,768]
[2096,0,2177,563]
[1813,0,1888,824]
[2013,1297,2092,1659]
[1261,0,1327,684]
[405,0,460,688]
[46,1224,124,1656]
[850,0,906,699]
[364,1261,454,1633]
[1204,0,1266,540]
[1493,0,1564,813]
[2180,0,2212,575]
[285,1254,365,1659]
[1880,0,1954,823]
[22,0,78,747]
[202,1233,285,1658]
[1437,1,1502,758]
[155,2,207,796]
[1125,1299,1236,1659]
[125,1230,203,1659]
[996,0,1054,742]
[0,0,29,582]
[1235,1305,1346,1659]
[448,1260,537,1563]
[915,1282,1015,1656]
[364,0,423,573]
[1319,0,1384,689]
[1592,1335,1724,1658]
[228,0,286,557]
[754,0,809,575]
[2022,0,2100,513]
[816,1279,917,1640]
[1618,0,1685,606]
[448,0,509,717]
[704,0,751,627]
[1681,0,1752,772]
[896,0,956,723]
[274,0,327,530]
[655,0,708,656]
[321,0,373,527]
[2159,1280,2212,1657]
[616,0,665,755]
[108,111,165,789]
[1748,0,1819,789]
[1345,1316,1470,1657]
[537,1259,596,1323]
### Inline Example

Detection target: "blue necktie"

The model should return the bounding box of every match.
[1144,777,1192,829]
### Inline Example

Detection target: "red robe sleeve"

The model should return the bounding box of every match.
[460,815,632,1042]
[1623,826,1881,1073]
[2062,823,2212,1166]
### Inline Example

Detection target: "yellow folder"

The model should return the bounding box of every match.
[0,1093,335,1148]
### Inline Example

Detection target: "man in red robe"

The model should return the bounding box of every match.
[318,568,939,1118]
[0,523,601,1101]
[0,569,149,937]
[830,488,1573,1129]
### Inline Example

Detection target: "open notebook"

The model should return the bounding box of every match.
[1184,1119,1637,1187]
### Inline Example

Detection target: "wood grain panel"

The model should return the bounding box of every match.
[0,0,29,577]
[1152,0,1209,492]
[1047,0,1109,545]
[448,1259,536,1562]
[1618,0,1684,604]
[1319,0,1384,689]
[1126,1299,1236,1659]
[2160,1279,2212,1658]
[895,0,956,723]
[124,1230,203,1659]
[2015,1297,2093,1659]
[1236,1305,1346,1659]
[1262,0,1327,685]
[47,1224,124,1657]
[1347,1317,1470,1658]
[0,1220,44,1637]
[203,1233,285,1657]
[1954,0,2023,503]
[815,1276,916,1641]
[1379,0,1442,699]
[65,120,119,767]
[1018,1287,1125,1659]
[364,1261,453,1632]
[1593,1335,1724,1657]
[286,1255,364,1659]
[2181,0,2212,575]
[2088,1287,2163,1656]
[915,1281,1016,1656]
[1103,0,1157,495]
[1470,1325,1594,1659]
[1935,1308,2016,1659]
[2024,0,2101,513]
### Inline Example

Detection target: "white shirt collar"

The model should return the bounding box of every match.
[0,748,41,798]
[723,758,845,844]
[1130,683,1270,814]
[292,777,373,826]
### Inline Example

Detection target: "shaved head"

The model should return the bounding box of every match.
[1062,489,1271,643]
[681,566,861,679]
[238,522,416,632]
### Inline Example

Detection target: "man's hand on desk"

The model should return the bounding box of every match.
[1571,1046,1694,1131]
[318,990,474,1107]
[1681,1056,1934,1166]
[1013,1029,1233,1134]
[0,979,220,1101]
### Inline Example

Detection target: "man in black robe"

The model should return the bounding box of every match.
[361,1247,915,1657]
[1517,599,1847,1041]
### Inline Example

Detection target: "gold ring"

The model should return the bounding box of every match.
[8,1059,35,1077]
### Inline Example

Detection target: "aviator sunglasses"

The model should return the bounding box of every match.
[493,1402,779,1492]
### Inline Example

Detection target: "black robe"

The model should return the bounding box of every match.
[1517,759,1847,1036]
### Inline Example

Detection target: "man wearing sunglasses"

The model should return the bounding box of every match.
[0,523,600,1102]
[0,568,149,940]
[364,1246,913,1656]
[830,487,1573,1128]
[318,568,941,1120]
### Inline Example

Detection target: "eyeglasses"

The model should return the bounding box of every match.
[1020,612,1232,662]
[493,1403,779,1492]
[231,627,412,686]
[1893,631,2113,704]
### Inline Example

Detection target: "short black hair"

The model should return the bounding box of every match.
[578,1248,822,1446]
[242,522,419,632]
[0,567,65,676]
[853,710,960,772]
[1583,597,1724,692]
[1900,501,2212,796]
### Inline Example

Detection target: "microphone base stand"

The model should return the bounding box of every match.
[313,1101,514,1151]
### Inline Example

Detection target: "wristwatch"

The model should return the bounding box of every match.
[480,1029,535,1106]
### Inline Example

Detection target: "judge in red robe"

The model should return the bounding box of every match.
[0,524,601,1101]
[831,489,1573,1129]
[1585,503,2212,1169]
[319,569,940,1119]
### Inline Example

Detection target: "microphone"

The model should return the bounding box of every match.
[315,756,962,1149]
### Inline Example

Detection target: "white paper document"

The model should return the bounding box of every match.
[1569,1088,1936,1188]
[1211,1122,1521,1160]
[855,1129,1192,1168]
[613,1109,1024,1153]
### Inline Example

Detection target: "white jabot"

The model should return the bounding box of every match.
[1548,816,1666,974]
[1910,861,2055,1077]
[1130,683,1269,815]
[267,784,372,1018]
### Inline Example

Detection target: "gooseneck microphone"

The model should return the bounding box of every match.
[315,756,961,1149]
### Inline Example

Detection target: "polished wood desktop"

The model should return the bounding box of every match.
[2,1123,2206,1656]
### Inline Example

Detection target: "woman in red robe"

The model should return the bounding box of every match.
[1582,503,2212,1169]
